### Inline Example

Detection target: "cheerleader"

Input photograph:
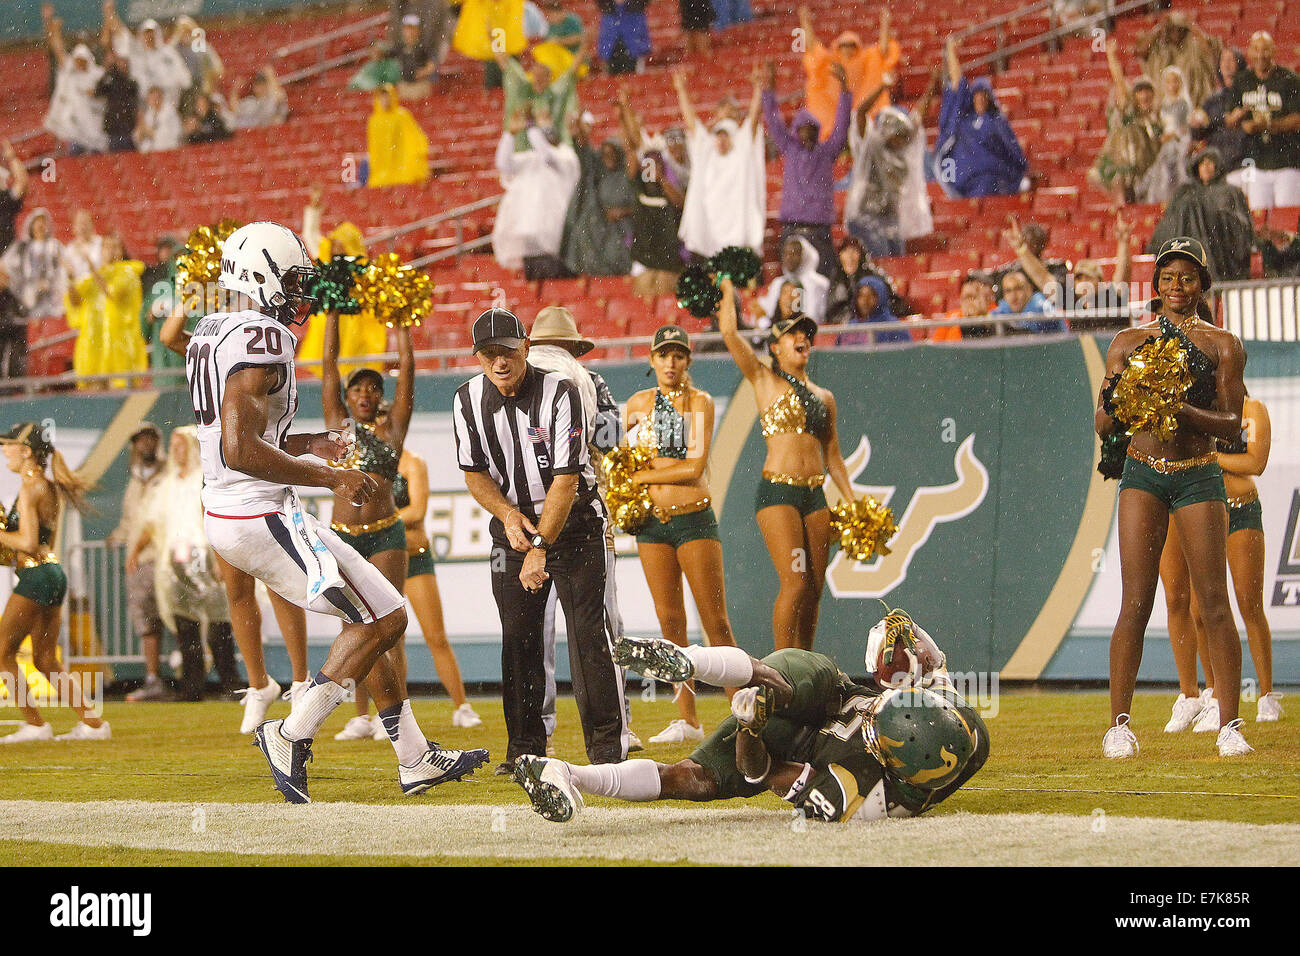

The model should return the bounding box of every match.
[717,276,855,650]
[625,325,739,743]
[0,422,105,741]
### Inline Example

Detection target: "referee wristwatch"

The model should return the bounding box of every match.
[530,532,551,551]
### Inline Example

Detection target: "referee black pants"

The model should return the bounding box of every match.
[491,511,627,764]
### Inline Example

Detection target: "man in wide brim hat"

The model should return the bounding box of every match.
[528,305,596,357]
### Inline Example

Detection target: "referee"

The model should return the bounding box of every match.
[453,308,628,772]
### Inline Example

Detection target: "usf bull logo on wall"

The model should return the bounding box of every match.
[826,433,989,599]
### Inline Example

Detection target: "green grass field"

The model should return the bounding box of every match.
[0,689,1296,866]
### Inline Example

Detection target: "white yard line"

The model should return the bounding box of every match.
[1,801,1298,866]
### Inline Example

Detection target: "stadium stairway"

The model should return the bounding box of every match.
[4,0,1297,376]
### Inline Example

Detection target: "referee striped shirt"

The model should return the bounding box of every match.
[453,363,598,521]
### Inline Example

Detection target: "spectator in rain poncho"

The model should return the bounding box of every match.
[673,66,766,260]
[1136,12,1221,108]
[597,1,651,75]
[130,427,238,701]
[560,125,637,277]
[299,193,388,377]
[762,59,849,277]
[64,233,147,388]
[491,115,581,273]
[497,40,587,151]
[1189,48,1247,174]
[756,236,829,323]
[45,43,107,154]
[64,209,104,283]
[366,84,429,187]
[1090,37,1163,203]
[2,209,66,320]
[840,275,909,345]
[1148,145,1253,281]
[229,68,289,130]
[1135,65,1192,203]
[846,105,917,258]
[825,235,905,324]
[106,14,191,108]
[134,86,182,152]
[170,16,224,94]
[936,47,1028,199]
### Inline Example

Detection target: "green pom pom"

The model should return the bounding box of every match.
[709,246,761,286]
[676,263,722,318]
[307,255,366,313]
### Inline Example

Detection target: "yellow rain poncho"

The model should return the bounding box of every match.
[453,0,526,61]
[297,222,387,379]
[64,258,146,388]
[366,85,429,188]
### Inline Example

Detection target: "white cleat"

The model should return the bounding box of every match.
[333,715,377,741]
[1163,693,1205,733]
[1192,695,1220,733]
[451,702,483,728]
[237,678,282,735]
[1102,713,1138,759]
[283,679,311,711]
[1216,718,1254,757]
[513,755,584,822]
[399,743,491,795]
[54,721,111,741]
[648,719,705,744]
[0,722,55,743]
[1256,692,1284,722]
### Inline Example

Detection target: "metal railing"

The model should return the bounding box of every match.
[953,0,1160,74]
[1215,279,1300,342]
[273,11,390,84]
[365,195,503,264]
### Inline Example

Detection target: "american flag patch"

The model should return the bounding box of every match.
[567,426,583,442]
[527,426,549,445]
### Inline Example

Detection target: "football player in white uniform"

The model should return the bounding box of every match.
[184,221,488,802]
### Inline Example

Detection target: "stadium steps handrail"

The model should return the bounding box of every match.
[951,0,1159,74]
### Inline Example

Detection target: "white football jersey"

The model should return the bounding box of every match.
[185,309,299,517]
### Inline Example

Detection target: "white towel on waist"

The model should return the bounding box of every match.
[282,488,344,613]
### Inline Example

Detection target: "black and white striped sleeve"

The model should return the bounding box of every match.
[453,380,489,472]
[549,378,588,476]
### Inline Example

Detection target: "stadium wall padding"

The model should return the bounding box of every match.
[2,336,1296,686]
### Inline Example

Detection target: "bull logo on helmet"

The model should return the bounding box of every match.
[826,433,989,599]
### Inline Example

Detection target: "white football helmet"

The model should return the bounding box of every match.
[218,221,317,324]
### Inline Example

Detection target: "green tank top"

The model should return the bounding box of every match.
[350,423,400,481]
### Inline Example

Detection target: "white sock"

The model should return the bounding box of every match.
[566,759,662,801]
[378,700,428,767]
[681,645,753,688]
[281,677,348,740]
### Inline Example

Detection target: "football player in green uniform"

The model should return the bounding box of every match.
[513,611,989,823]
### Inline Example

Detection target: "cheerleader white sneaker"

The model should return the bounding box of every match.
[451,703,483,728]
[1192,696,1220,733]
[627,728,644,753]
[0,721,55,743]
[55,721,111,741]
[1256,692,1284,722]
[1102,713,1138,758]
[648,719,704,744]
[237,678,282,735]
[1164,693,1205,732]
[1216,718,1253,757]
[333,715,377,741]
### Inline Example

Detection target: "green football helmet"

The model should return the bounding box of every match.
[862,687,977,791]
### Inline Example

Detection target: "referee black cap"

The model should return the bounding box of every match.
[472,308,527,353]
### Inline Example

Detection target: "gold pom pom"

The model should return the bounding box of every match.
[601,445,657,534]
[1112,336,1193,443]
[354,253,434,328]
[176,219,241,289]
[830,496,899,562]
